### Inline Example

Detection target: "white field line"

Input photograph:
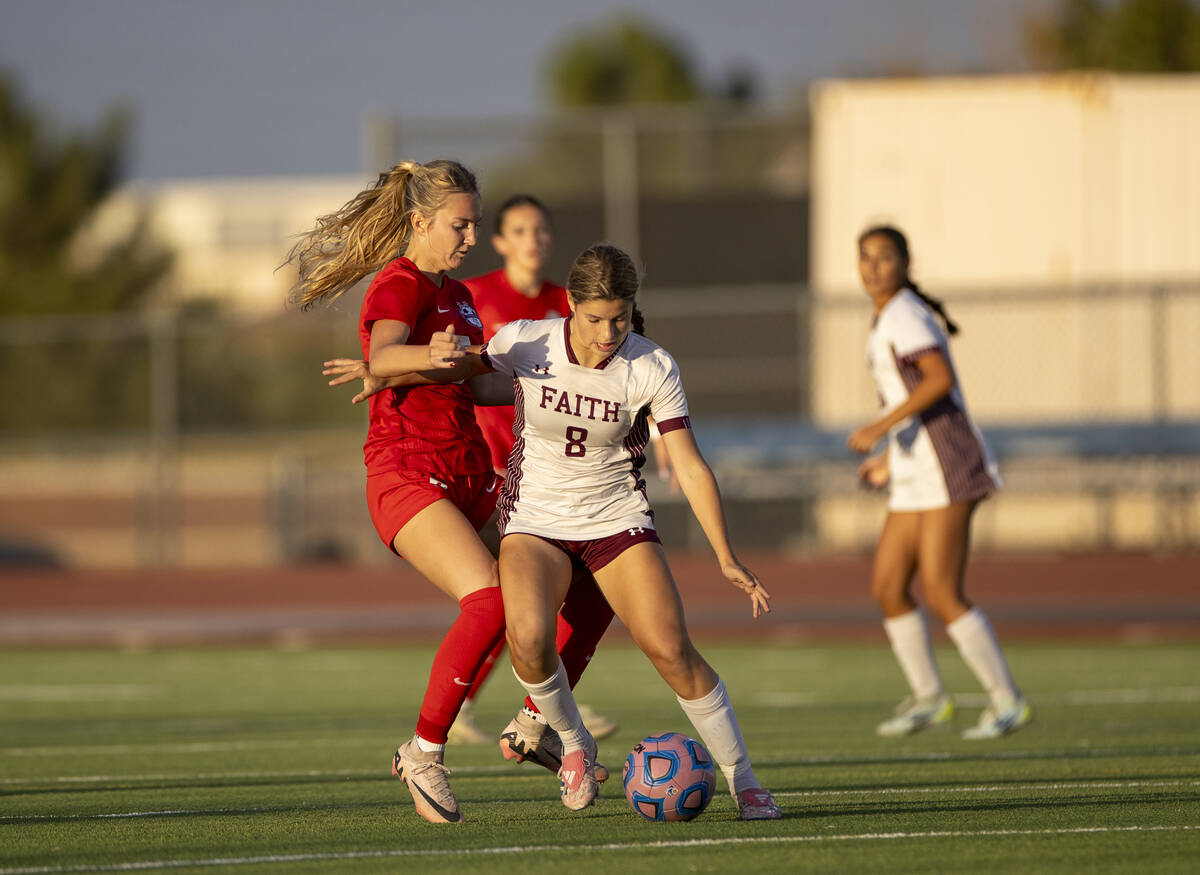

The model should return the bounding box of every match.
[0,738,385,757]
[0,765,524,786]
[2,779,1195,822]
[756,686,1200,708]
[0,826,1197,874]
[0,686,159,703]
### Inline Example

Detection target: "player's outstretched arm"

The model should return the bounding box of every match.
[322,358,452,404]
[661,427,772,619]
[368,320,491,382]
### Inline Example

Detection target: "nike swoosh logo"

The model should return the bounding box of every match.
[410,776,462,822]
[437,306,451,313]
[453,677,471,686]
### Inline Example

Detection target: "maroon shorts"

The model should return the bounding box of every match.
[519,526,661,574]
[366,469,502,555]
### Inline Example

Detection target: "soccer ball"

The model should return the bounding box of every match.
[622,732,716,822]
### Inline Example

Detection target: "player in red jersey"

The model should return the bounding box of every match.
[449,195,616,745]
[291,160,610,824]
[465,195,569,475]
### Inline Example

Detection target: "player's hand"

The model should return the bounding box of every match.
[429,324,470,368]
[721,561,771,619]
[847,421,887,454]
[858,452,889,490]
[323,358,387,405]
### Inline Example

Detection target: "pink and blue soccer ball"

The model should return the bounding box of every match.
[622,732,716,821]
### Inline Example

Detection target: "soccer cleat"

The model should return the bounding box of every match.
[499,711,609,782]
[737,787,782,820]
[875,694,956,737]
[392,739,463,824]
[558,736,600,811]
[446,701,491,745]
[962,695,1032,740]
[578,704,619,740]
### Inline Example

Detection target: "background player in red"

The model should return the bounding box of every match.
[849,225,1030,739]
[450,194,615,744]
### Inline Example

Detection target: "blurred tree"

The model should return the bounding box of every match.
[1026,0,1200,71]
[546,16,702,106]
[0,71,170,316]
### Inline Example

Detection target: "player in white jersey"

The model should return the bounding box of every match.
[420,244,782,820]
[849,226,1030,740]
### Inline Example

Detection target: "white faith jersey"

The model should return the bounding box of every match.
[481,317,691,539]
[867,289,1000,511]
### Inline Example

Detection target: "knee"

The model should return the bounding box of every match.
[923,588,969,624]
[505,618,554,673]
[639,636,699,682]
[871,576,913,615]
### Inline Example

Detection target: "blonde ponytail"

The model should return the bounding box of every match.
[287,159,478,309]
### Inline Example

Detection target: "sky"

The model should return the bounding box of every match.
[1,0,1050,181]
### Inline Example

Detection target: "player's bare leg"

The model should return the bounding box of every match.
[594,542,780,819]
[872,511,954,736]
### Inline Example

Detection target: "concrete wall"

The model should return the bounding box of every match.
[809,73,1200,427]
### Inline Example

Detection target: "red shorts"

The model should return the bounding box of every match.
[366,469,502,555]
[520,526,661,574]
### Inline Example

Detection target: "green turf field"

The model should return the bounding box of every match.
[2,641,1198,873]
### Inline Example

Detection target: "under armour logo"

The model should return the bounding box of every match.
[628,527,644,536]
[532,363,551,374]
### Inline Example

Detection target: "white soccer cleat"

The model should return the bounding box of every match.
[962,695,1032,739]
[392,739,463,824]
[875,694,956,737]
[558,734,600,811]
[737,787,782,820]
[499,710,609,782]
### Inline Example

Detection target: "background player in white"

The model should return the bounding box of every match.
[421,243,782,819]
[849,225,1031,739]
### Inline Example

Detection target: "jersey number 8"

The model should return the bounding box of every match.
[565,426,588,457]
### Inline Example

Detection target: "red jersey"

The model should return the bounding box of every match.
[359,257,492,479]
[463,269,569,471]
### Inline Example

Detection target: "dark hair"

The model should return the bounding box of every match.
[566,243,646,336]
[494,194,552,235]
[858,225,959,335]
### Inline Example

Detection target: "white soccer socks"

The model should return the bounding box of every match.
[676,678,760,795]
[883,610,945,702]
[947,607,1020,707]
[514,660,590,752]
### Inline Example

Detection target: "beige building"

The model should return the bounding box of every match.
[809,72,1200,427]
[84,174,370,313]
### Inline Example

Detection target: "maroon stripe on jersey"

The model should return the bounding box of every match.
[623,406,653,514]
[496,378,526,535]
[656,415,690,434]
[891,345,998,503]
[896,344,941,365]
